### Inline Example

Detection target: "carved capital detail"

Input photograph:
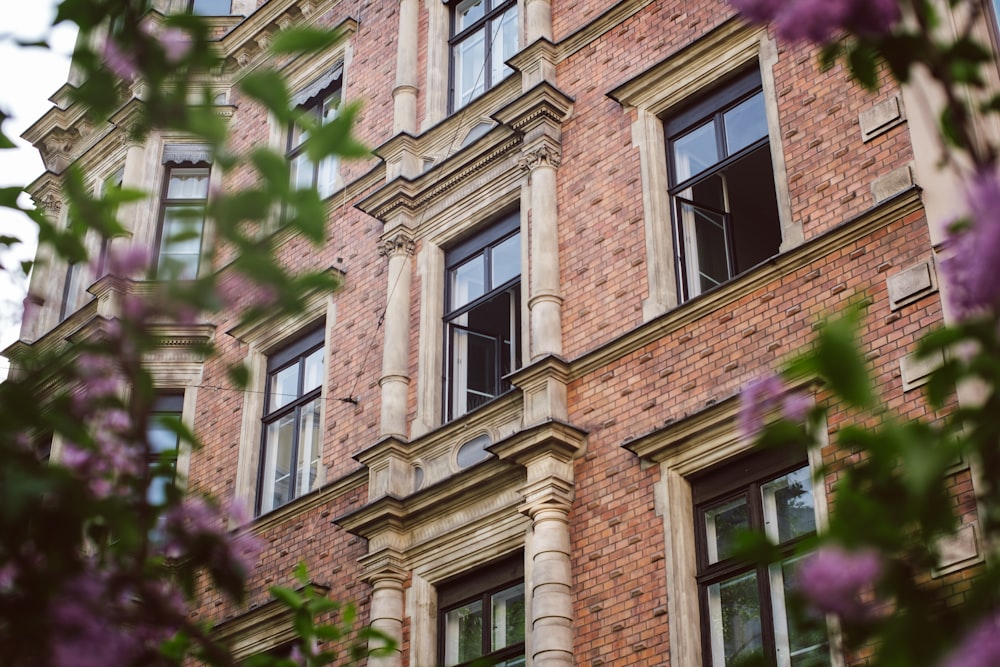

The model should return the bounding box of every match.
[378,233,416,259]
[518,144,561,171]
[38,191,63,214]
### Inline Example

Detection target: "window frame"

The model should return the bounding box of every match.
[443,210,522,421]
[188,0,232,15]
[690,447,830,667]
[287,77,342,201]
[448,0,518,112]
[665,66,782,302]
[437,554,526,667]
[256,326,325,517]
[154,161,211,280]
[147,392,184,506]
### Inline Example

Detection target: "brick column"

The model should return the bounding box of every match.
[378,233,415,440]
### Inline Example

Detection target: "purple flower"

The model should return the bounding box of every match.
[157,27,192,63]
[796,546,882,618]
[729,0,898,43]
[102,39,138,81]
[940,612,1000,667]
[739,374,811,438]
[940,169,1000,319]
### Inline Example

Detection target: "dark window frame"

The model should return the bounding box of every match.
[147,392,184,506]
[437,553,525,667]
[447,0,518,112]
[153,161,211,280]
[443,210,521,421]
[665,66,781,302]
[256,327,325,516]
[690,447,829,667]
[287,77,342,201]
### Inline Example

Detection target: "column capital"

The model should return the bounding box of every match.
[378,232,416,259]
[518,143,562,172]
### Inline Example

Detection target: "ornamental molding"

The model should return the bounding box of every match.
[377,233,416,259]
[518,143,562,171]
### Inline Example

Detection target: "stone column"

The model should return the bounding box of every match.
[367,567,407,667]
[393,0,419,135]
[520,144,563,360]
[525,499,573,667]
[524,0,553,43]
[378,232,415,439]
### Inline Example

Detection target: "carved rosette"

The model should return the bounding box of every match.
[378,233,416,259]
[518,143,562,171]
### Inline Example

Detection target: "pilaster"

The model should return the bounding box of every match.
[378,231,416,441]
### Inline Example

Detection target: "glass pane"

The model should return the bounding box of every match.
[148,413,181,456]
[166,168,210,199]
[191,0,231,14]
[491,8,518,84]
[302,347,324,393]
[678,192,729,296]
[491,233,520,287]
[158,206,205,279]
[269,363,300,412]
[455,0,485,31]
[761,466,816,545]
[450,254,485,309]
[724,91,768,156]
[456,434,492,468]
[290,152,315,191]
[704,495,750,564]
[296,399,321,496]
[492,583,526,651]
[454,29,486,108]
[262,413,295,512]
[774,558,831,667]
[673,121,718,182]
[708,571,763,667]
[317,156,338,198]
[444,599,484,665]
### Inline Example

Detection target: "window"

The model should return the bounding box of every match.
[189,0,231,14]
[60,262,85,321]
[288,74,341,200]
[438,555,525,667]
[691,449,831,667]
[449,0,518,111]
[155,163,210,280]
[257,328,324,516]
[444,212,521,420]
[666,67,781,301]
[147,393,183,506]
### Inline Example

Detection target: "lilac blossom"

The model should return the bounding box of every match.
[738,374,811,438]
[106,245,150,278]
[796,546,882,618]
[156,27,192,63]
[940,169,1000,319]
[102,39,138,81]
[940,612,1000,667]
[162,496,263,577]
[730,0,899,43]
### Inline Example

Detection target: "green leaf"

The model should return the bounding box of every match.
[269,27,343,55]
[847,43,879,91]
[270,585,304,610]
[240,70,292,118]
[227,363,251,390]
[818,42,844,72]
[813,309,873,408]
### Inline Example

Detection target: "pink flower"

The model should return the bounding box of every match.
[738,374,811,438]
[796,546,882,618]
[940,612,1000,667]
[157,27,192,63]
[940,169,1000,319]
[102,39,138,81]
[730,0,899,43]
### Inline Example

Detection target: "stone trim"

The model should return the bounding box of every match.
[212,583,332,659]
[566,188,923,382]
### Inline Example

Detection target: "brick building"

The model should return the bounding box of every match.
[8,0,1000,665]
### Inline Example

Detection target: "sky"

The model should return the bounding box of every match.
[0,0,77,375]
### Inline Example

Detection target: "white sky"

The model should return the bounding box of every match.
[0,0,76,375]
